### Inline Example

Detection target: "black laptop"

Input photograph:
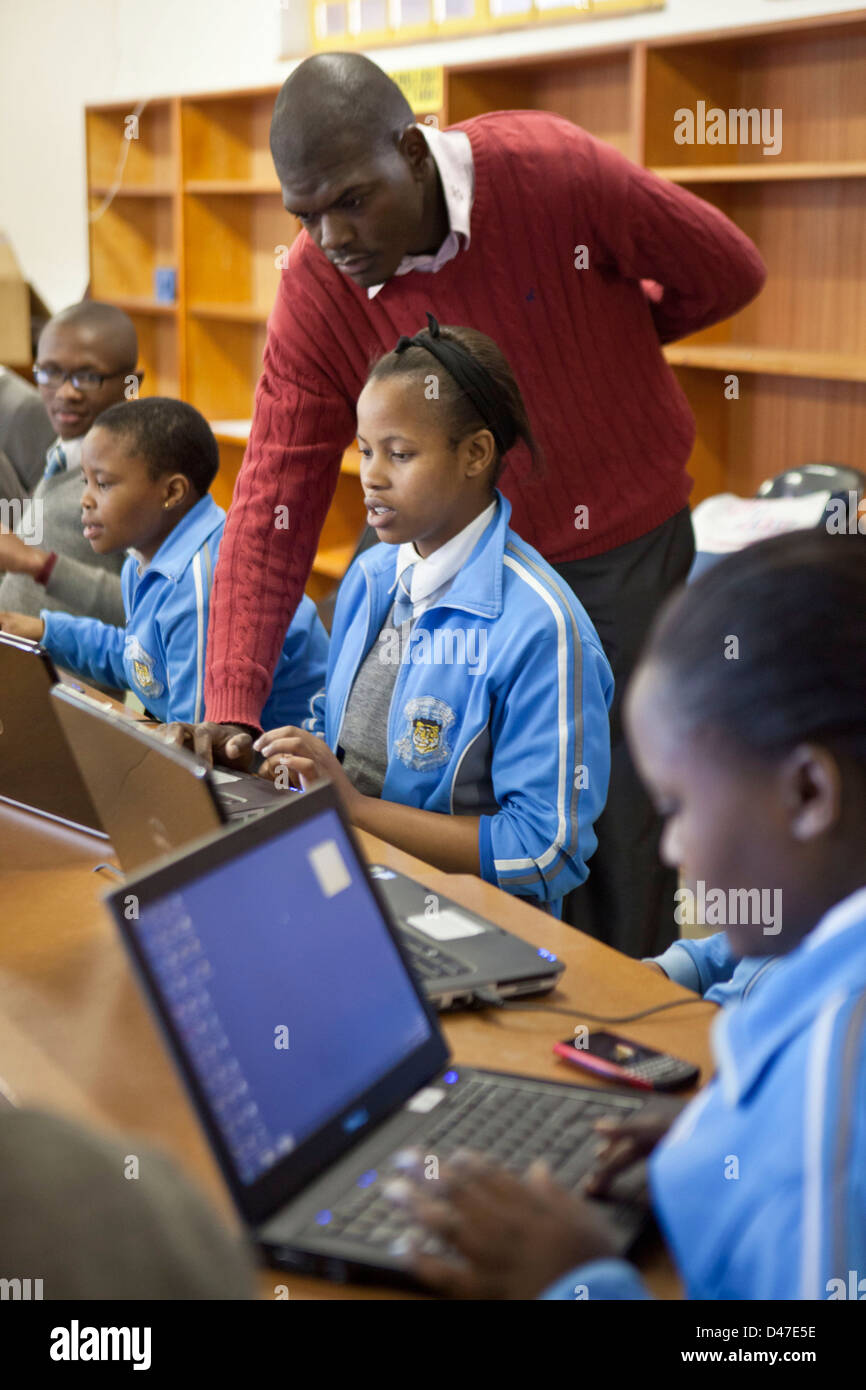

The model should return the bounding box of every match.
[366,862,564,1008]
[0,634,105,836]
[54,684,563,1010]
[104,783,649,1289]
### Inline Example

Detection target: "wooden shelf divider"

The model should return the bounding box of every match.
[664,344,866,385]
[184,179,282,195]
[652,161,866,184]
[89,184,177,197]
[188,303,270,323]
[104,295,178,316]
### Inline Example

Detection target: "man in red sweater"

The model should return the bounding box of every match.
[202,52,765,956]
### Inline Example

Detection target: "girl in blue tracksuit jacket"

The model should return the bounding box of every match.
[0,398,328,727]
[254,317,613,911]
[381,528,866,1301]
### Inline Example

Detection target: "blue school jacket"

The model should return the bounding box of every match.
[304,493,613,908]
[40,494,329,726]
[652,932,784,1007]
[541,886,866,1299]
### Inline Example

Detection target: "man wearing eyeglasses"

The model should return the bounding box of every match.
[0,301,141,626]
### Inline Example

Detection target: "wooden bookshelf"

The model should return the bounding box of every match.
[87,195,177,312]
[86,88,362,597]
[85,5,866,580]
[86,97,181,405]
[639,15,866,493]
[443,13,866,497]
[446,46,638,158]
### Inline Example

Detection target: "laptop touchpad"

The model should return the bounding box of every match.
[406,910,486,942]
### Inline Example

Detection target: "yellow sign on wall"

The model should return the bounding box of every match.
[390,67,445,114]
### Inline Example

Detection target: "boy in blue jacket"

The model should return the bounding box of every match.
[0,398,328,726]
[382,530,866,1300]
[248,317,613,912]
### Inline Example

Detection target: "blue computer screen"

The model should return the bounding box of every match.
[131,807,434,1184]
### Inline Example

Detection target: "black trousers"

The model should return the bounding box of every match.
[554,507,695,958]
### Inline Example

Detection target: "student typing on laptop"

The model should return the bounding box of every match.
[165,319,613,915]
[0,398,328,727]
[106,781,649,1285]
[384,531,866,1300]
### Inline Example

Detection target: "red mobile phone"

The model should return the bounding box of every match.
[553,1030,699,1091]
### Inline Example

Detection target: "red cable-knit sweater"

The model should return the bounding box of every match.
[205,110,765,728]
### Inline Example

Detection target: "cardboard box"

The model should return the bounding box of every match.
[0,233,32,365]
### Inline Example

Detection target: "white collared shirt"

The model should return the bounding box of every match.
[391,499,496,619]
[367,123,474,300]
[51,434,84,473]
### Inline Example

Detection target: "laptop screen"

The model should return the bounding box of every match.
[0,638,105,836]
[125,804,436,1187]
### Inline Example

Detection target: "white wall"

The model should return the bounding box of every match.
[1,0,864,312]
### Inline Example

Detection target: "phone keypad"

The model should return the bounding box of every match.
[625,1057,693,1082]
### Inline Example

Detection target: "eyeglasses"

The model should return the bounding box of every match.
[32,366,134,392]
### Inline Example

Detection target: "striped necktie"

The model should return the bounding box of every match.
[392,564,416,627]
[43,441,68,480]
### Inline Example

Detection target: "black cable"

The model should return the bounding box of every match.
[475,995,705,1024]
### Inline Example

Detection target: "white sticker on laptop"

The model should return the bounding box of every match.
[406,1087,445,1113]
[210,768,241,785]
[308,839,352,898]
[407,909,485,942]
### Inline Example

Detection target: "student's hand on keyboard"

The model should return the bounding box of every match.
[0,609,45,641]
[384,1151,619,1299]
[159,720,256,770]
[255,726,361,810]
[581,1098,684,1199]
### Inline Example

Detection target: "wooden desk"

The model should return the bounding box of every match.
[0,799,716,1300]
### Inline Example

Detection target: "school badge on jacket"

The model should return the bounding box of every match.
[395,695,456,772]
[124,634,164,699]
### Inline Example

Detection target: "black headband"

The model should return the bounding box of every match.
[393,312,517,458]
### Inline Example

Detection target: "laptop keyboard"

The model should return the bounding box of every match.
[305,1075,643,1254]
[399,932,466,980]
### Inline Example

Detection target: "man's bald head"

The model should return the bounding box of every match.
[268,53,447,292]
[270,52,414,177]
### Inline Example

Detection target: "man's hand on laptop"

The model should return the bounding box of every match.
[159,720,257,770]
